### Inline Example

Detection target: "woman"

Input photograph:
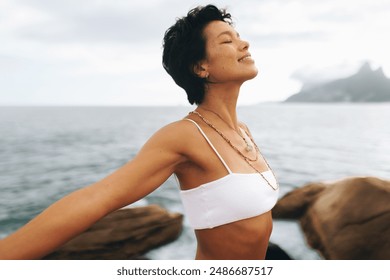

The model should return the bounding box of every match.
[0,5,279,260]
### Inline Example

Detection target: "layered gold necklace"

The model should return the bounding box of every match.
[200,107,255,153]
[189,110,279,191]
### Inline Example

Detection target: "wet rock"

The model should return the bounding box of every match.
[272,183,326,219]
[43,204,183,260]
[274,177,390,259]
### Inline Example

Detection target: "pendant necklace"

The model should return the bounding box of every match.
[199,107,254,152]
[189,110,279,190]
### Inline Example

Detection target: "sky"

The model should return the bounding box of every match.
[1,0,389,106]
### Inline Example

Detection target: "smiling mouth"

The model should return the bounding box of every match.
[238,54,253,62]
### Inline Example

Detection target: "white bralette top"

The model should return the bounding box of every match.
[178,119,279,230]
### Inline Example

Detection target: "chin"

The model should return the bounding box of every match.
[245,67,259,81]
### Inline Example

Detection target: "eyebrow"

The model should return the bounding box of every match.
[217,30,240,38]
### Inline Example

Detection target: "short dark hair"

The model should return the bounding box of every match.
[162,5,232,105]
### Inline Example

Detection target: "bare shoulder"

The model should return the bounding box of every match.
[141,118,201,154]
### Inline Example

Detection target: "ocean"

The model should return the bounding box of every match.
[0,104,389,259]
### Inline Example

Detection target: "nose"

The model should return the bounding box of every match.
[240,39,250,50]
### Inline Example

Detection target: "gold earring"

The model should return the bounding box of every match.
[205,73,209,79]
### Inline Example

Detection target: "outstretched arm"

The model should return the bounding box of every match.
[0,122,187,259]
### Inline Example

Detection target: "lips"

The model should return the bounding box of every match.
[238,53,252,62]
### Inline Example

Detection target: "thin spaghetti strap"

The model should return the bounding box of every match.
[183,118,232,174]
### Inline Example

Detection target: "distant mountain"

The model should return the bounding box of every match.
[284,62,390,102]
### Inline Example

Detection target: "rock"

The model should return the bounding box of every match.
[274,177,390,259]
[272,183,326,219]
[265,242,292,260]
[43,204,183,260]
[273,177,390,260]
[302,177,390,259]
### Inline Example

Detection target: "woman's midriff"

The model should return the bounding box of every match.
[194,211,273,260]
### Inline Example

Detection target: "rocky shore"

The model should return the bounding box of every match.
[43,176,389,260]
[42,204,291,260]
[43,204,183,260]
[273,176,390,259]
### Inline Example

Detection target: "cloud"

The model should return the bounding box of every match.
[0,0,389,105]
[7,0,173,44]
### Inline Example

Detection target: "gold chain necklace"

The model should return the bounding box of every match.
[189,111,279,191]
[190,110,258,162]
[199,107,255,153]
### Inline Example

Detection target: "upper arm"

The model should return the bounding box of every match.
[91,121,188,213]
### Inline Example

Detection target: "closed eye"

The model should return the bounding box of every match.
[218,30,240,44]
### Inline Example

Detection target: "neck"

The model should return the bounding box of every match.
[197,83,241,130]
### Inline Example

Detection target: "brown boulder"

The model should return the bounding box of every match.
[43,204,183,259]
[272,183,326,219]
[274,177,390,259]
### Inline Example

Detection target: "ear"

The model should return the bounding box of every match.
[193,61,209,79]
